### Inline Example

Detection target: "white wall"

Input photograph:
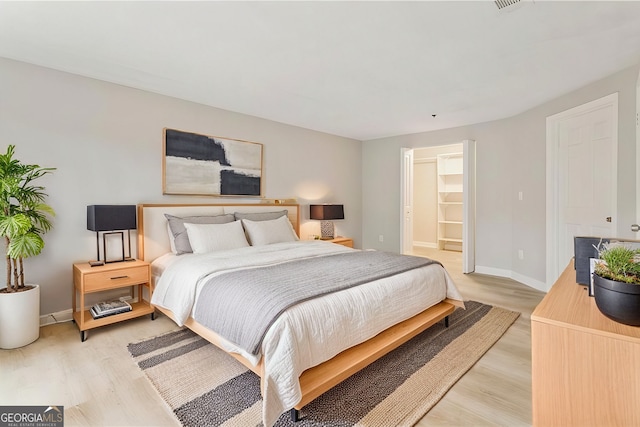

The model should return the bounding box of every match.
[362,64,639,289]
[0,58,362,315]
[412,158,437,247]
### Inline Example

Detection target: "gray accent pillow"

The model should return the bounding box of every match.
[165,213,235,255]
[233,210,288,222]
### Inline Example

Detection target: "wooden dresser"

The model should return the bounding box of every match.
[531,260,640,426]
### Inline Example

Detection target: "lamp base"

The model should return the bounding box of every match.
[94,230,133,264]
[320,220,334,239]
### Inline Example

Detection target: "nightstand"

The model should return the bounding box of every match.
[329,237,353,248]
[72,259,154,342]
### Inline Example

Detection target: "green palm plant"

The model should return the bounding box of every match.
[0,145,55,292]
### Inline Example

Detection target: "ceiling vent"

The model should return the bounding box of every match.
[495,0,521,9]
[495,0,534,12]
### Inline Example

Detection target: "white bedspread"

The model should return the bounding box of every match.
[151,240,463,426]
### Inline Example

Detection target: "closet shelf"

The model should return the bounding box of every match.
[437,152,463,252]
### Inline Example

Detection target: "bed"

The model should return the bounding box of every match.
[137,203,464,426]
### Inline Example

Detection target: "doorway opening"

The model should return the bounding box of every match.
[401,140,476,273]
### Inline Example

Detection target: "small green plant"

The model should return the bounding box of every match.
[594,242,640,285]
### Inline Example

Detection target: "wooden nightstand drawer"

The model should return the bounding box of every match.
[83,265,149,292]
[330,237,353,248]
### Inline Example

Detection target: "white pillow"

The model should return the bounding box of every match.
[241,215,299,246]
[184,221,249,253]
[165,213,235,255]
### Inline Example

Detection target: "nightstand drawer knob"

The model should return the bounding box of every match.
[110,275,129,280]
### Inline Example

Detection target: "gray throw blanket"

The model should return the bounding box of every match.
[193,251,441,355]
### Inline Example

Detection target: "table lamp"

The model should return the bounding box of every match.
[310,204,344,240]
[87,205,137,265]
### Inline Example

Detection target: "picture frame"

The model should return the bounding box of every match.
[163,128,263,197]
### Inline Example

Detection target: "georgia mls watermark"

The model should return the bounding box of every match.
[0,406,63,427]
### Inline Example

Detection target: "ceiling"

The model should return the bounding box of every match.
[1,1,640,141]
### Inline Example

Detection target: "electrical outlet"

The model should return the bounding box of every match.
[518,249,524,260]
[378,235,384,242]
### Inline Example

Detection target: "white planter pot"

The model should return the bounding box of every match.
[0,284,40,349]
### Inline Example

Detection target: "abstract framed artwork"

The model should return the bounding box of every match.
[163,128,263,197]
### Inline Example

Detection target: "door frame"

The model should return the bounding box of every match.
[546,92,618,287]
[401,148,414,254]
[400,140,476,273]
[636,71,640,231]
[462,139,476,273]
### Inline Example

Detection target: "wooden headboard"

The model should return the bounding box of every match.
[137,203,300,262]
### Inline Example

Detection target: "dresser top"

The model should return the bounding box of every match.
[532,259,640,342]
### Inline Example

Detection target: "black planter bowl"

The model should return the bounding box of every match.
[593,274,640,326]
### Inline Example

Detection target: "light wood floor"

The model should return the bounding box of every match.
[0,248,545,426]
[412,248,544,427]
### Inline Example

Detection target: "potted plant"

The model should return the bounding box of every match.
[0,145,55,348]
[593,241,640,326]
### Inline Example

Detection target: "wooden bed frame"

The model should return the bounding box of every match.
[137,203,456,420]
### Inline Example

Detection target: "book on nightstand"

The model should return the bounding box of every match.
[90,300,132,319]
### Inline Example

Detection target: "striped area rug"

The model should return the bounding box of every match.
[128,301,519,426]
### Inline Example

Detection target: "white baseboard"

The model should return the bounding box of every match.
[40,309,73,326]
[511,271,548,292]
[413,241,437,249]
[474,265,548,292]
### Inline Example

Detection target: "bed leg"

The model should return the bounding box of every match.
[444,315,450,328]
[290,408,300,422]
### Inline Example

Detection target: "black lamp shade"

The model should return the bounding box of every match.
[87,205,137,231]
[310,204,344,220]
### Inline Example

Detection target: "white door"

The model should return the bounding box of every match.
[547,93,618,286]
[401,148,414,254]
